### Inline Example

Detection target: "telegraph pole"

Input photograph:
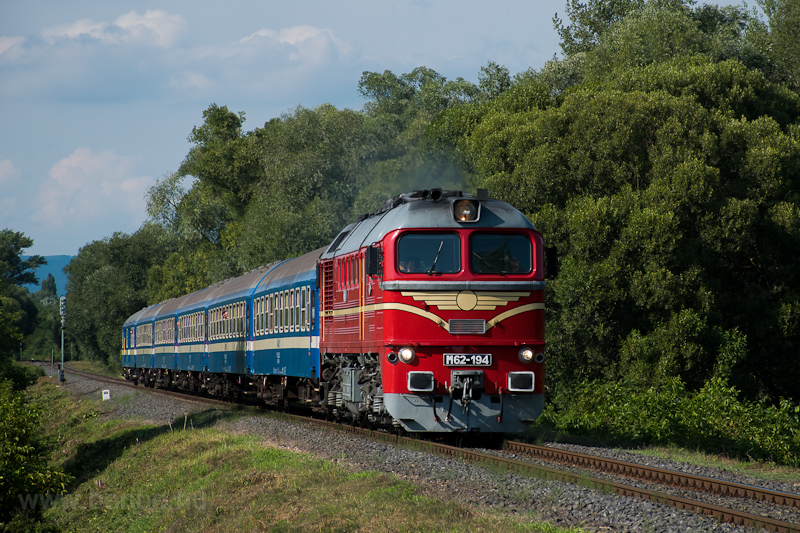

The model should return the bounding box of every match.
[59,296,66,382]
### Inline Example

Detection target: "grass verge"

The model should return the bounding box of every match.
[20,378,583,533]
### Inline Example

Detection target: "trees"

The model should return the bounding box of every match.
[445,53,800,404]
[65,225,178,364]
[0,230,42,363]
[758,0,800,88]
[178,104,263,218]
[0,229,46,290]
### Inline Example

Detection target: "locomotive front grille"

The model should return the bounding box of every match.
[448,319,486,335]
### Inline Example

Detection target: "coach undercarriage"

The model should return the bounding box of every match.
[122,354,390,427]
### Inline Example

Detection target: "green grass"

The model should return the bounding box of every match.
[20,377,585,533]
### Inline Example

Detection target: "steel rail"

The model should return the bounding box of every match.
[505,441,800,509]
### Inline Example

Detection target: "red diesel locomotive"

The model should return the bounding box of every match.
[318,188,547,434]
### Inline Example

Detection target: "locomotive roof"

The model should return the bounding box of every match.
[320,189,535,259]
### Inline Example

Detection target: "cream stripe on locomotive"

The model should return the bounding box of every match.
[400,290,530,311]
[323,298,544,332]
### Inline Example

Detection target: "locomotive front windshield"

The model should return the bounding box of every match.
[397,233,460,274]
[470,233,532,274]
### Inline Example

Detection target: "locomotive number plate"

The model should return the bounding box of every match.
[444,353,492,366]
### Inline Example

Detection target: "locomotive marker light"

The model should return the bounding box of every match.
[398,346,416,363]
[518,347,534,363]
[453,199,480,222]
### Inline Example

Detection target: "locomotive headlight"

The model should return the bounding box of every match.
[398,346,416,363]
[518,347,534,363]
[453,199,480,222]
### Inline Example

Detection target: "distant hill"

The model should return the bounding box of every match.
[22,255,73,297]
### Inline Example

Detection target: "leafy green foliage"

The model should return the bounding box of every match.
[447,54,800,404]
[178,104,263,218]
[64,225,179,364]
[0,381,72,524]
[0,230,46,290]
[539,377,800,466]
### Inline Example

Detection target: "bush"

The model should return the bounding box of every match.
[539,377,800,466]
[0,381,72,524]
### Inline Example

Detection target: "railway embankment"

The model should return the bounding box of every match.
[13,364,798,532]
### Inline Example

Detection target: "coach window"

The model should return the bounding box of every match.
[267,295,272,333]
[259,298,264,334]
[291,289,297,331]
[259,297,264,334]
[397,233,460,274]
[301,287,307,331]
[282,291,288,332]
[470,233,532,274]
[294,289,300,331]
[287,291,292,332]
[283,291,290,332]
[276,293,281,332]
[263,297,267,333]
[294,289,300,330]
[286,291,290,331]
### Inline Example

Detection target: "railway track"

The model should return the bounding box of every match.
[56,363,800,532]
[505,441,800,509]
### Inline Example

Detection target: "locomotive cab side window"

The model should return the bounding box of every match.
[397,233,460,274]
[470,233,532,274]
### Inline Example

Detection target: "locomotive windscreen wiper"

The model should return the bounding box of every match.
[428,241,444,276]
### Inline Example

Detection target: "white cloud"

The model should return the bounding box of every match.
[114,10,188,48]
[34,148,154,227]
[42,10,187,48]
[169,71,216,92]
[238,25,352,64]
[0,36,26,59]
[0,157,22,219]
[0,157,21,185]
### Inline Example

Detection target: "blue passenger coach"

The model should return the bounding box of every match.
[122,247,323,405]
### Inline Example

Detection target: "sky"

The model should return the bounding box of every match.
[0,0,736,257]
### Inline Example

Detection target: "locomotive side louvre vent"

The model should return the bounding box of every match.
[449,319,486,335]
